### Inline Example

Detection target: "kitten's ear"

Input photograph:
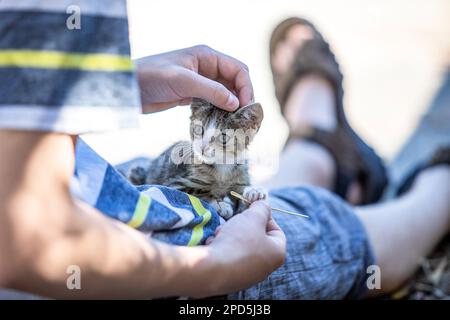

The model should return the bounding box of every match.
[232,102,264,131]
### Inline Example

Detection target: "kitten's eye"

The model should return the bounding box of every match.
[193,125,203,136]
[218,133,230,145]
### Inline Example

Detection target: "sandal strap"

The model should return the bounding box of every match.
[270,18,343,115]
[270,17,324,58]
[277,39,344,115]
[289,126,361,199]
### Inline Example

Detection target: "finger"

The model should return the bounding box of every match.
[214,55,253,107]
[267,224,286,248]
[182,70,239,111]
[266,217,282,234]
[214,225,222,236]
[265,217,286,252]
[193,46,254,107]
[215,72,253,107]
[205,236,215,245]
[233,67,254,106]
[241,200,271,227]
[215,76,237,96]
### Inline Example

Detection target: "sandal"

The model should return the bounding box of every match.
[396,146,450,196]
[270,17,388,204]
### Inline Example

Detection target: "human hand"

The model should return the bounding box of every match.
[199,201,286,297]
[135,45,254,113]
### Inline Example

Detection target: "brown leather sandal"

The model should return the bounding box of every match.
[270,17,388,204]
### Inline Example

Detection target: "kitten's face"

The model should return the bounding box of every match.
[190,99,263,165]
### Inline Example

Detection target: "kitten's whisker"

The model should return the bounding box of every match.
[230,191,309,218]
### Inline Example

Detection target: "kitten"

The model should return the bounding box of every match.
[128,98,267,219]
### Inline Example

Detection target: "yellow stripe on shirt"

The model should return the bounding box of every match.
[0,50,133,72]
[128,194,152,229]
[187,195,212,246]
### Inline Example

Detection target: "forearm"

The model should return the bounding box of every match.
[3,199,214,298]
[0,131,219,298]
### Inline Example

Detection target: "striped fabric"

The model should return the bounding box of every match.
[72,139,223,246]
[0,0,141,133]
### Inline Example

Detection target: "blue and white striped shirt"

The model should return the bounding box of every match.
[0,0,141,133]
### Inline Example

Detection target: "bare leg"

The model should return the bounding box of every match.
[265,75,363,203]
[265,75,336,189]
[356,166,450,295]
[270,123,450,295]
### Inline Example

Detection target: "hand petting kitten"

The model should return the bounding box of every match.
[135,45,254,114]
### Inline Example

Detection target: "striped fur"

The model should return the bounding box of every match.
[128,99,264,215]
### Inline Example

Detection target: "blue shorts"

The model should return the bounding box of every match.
[229,186,375,300]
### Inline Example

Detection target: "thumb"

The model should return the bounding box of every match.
[242,200,272,227]
[182,70,239,111]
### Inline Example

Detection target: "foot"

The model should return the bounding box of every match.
[243,186,268,203]
[271,23,337,132]
[284,75,338,133]
[272,24,315,76]
[270,18,388,205]
[272,27,362,204]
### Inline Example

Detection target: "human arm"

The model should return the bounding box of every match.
[0,131,285,298]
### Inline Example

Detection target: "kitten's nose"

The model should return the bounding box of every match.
[201,139,208,148]
[202,145,214,156]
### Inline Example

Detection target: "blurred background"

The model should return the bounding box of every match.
[83,0,450,183]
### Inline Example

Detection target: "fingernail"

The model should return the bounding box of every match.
[226,94,239,110]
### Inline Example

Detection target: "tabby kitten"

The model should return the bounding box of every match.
[128,98,267,219]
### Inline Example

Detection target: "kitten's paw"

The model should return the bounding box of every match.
[217,201,234,220]
[243,186,268,203]
[128,166,148,185]
[210,199,234,220]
